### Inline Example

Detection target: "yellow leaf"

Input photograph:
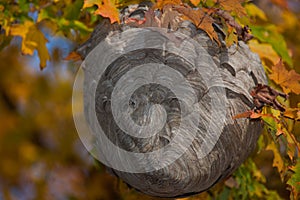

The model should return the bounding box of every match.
[10,21,50,69]
[266,141,285,180]
[269,59,300,95]
[248,39,280,65]
[245,3,267,21]
[83,0,102,8]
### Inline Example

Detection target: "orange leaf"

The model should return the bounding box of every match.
[270,0,288,9]
[84,0,120,23]
[190,0,201,6]
[283,108,300,120]
[275,129,283,137]
[250,111,262,119]
[232,110,261,119]
[174,6,220,46]
[64,51,82,61]
[215,0,246,17]
[269,59,300,95]
[232,110,252,119]
[154,0,182,10]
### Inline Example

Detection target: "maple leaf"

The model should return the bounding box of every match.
[215,0,246,17]
[154,0,182,10]
[84,0,120,23]
[174,6,220,46]
[10,21,50,69]
[269,59,300,95]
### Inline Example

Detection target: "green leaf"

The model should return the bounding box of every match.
[64,0,84,20]
[250,25,293,68]
[287,159,300,199]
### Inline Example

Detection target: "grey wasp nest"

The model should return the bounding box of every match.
[76,2,267,198]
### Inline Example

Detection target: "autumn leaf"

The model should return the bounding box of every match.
[215,0,246,17]
[154,0,182,10]
[84,0,120,23]
[269,59,300,94]
[283,108,300,120]
[10,21,50,69]
[266,141,285,180]
[248,39,280,65]
[64,51,82,61]
[224,25,237,47]
[232,110,262,119]
[245,3,267,21]
[83,0,101,8]
[174,6,220,45]
[190,0,201,6]
[250,25,293,67]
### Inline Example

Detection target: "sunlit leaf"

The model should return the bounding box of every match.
[84,0,120,23]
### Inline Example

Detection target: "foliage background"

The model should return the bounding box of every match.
[0,0,300,199]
